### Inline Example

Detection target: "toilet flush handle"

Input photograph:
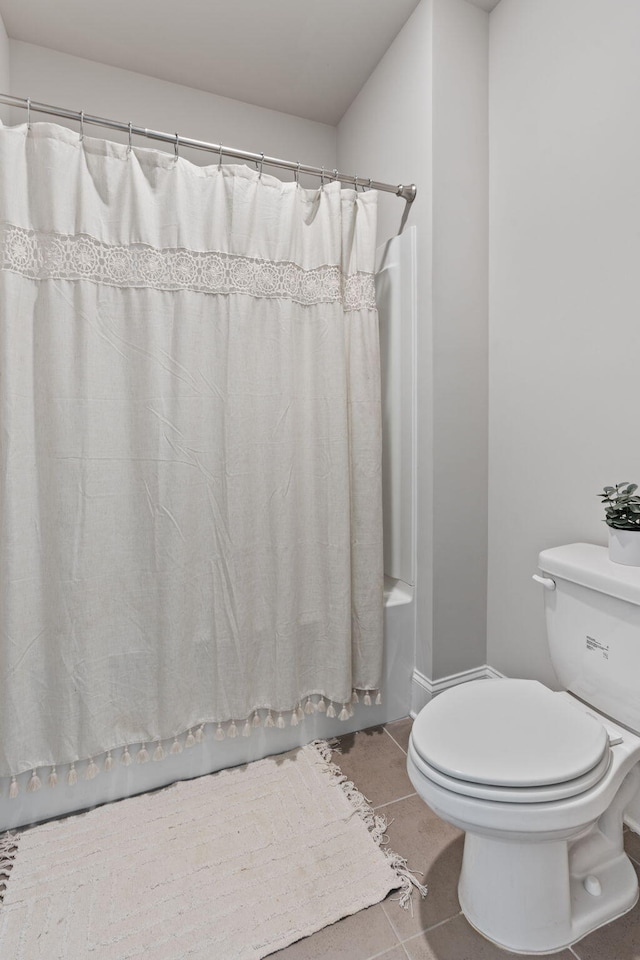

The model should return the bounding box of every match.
[532,574,556,590]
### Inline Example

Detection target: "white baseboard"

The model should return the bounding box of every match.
[410,664,506,717]
[484,665,506,681]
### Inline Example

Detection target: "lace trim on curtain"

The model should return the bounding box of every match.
[0,223,377,310]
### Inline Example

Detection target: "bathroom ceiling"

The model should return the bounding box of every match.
[0,0,501,125]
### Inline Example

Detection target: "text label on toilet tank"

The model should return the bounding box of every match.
[586,636,609,660]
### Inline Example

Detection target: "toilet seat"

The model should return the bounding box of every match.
[409,739,612,803]
[410,679,611,802]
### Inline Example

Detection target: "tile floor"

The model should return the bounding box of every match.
[272,718,640,960]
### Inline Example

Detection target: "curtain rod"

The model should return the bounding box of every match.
[0,93,417,206]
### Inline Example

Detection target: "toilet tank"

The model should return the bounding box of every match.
[539,543,640,734]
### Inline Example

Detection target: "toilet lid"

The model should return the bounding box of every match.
[411,679,609,788]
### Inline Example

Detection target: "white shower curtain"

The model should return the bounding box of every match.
[0,122,383,785]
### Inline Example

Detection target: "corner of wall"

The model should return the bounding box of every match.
[410,663,503,717]
[0,14,10,124]
[430,0,489,681]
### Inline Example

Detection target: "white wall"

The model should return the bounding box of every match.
[339,0,489,686]
[0,12,10,124]
[488,0,640,683]
[8,41,336,177]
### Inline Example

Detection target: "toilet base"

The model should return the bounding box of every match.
[458,829,638,954]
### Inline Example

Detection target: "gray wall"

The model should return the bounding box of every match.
[488,0,640,683]
[8,40,337,175]
[431,0,488,679]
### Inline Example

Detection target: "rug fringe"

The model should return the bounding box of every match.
[310,740,428,912]
[0,832,19,904]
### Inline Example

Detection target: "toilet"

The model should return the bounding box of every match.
[408,543,640,955]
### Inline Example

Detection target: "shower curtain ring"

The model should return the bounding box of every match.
[259,152,264,178]
[127,122,133,156]
[295,161,301,186]
[333,168,339,182]
[354,175,359,192]
[79,110,84,142]
[174,132,179,161]
[26,97,31,130]
[368,177,372,191]
[218,142,223,168]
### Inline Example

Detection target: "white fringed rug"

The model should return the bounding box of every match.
[0,741,425,959]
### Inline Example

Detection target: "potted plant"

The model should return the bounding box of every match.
[598,482,640,566]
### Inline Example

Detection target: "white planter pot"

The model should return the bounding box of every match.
[608,527,640,566]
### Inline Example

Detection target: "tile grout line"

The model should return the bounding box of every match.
[359,901,410,960]
[382,902,464,945]
[383,725,409,755]
[374,792,417,811]
[362,938,408,960]
[399,912,464,946]
[380,900,408,943]
[375,890,410,953]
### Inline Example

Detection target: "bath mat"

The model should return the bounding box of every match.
[0,741,426,959]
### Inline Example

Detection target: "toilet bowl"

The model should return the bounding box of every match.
[408,544,640,955]
[408,679,640,954]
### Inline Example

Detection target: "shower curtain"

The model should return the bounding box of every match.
[0,122,383,787]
